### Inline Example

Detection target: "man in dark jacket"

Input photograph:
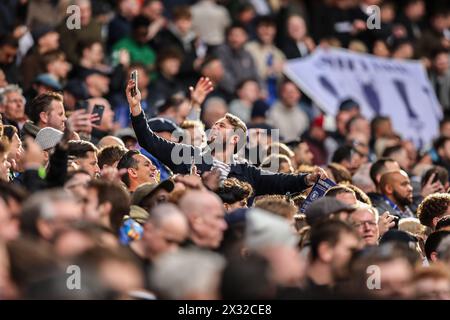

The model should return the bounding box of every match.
[126,79,327,196]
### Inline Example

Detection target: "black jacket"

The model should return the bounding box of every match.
[131,112,310,196]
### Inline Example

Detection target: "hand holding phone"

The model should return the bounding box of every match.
[130,70,138,97]
[91,104,105,126]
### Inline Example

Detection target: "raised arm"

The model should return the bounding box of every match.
[126,80,196,173]
[252,166,328,196]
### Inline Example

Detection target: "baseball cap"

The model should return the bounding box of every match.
[305,197,357,226]
[34,73,62,91]
[35,127,63,150]
[131,180,175,206]
[147,117,183,134]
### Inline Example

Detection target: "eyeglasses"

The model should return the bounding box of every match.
[352,220,377,229]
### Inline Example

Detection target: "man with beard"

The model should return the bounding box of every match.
[375,170,415,219]
[304,220,361,298]
[127,79,327,196]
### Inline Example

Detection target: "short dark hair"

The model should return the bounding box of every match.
[434,136,450,152]
[64,169,91,184]
[68,140,98,159]
[331,145,354,163]
[87,180,130,235]
[216,178,253,204]
[255,15,276,28]
[236,78,259,92]
[325,185,356,198]
[97,145,127,169]
[117,150,140,187]
[220,254,273,300]
[421,166,448,189]
[369,157,396,186]
[346,115,365,133]
[0,34,18,48]
[156,47,183,67]
[436,216,450,231]
[425,231,450,260]
[172,5,192,20]
[226,23,247,39]
[41,50,66,69]
[382,145,403,158]
[310,219,357,261]
[132,15,150,31]
[2,125,18,142]
[417,194,450,228]
[29,92,64,124]
[326,163,352,184]
[0,180,28,205]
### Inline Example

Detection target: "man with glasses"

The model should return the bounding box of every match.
[349,204,380,247]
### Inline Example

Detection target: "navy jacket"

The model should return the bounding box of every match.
[131,112,310,196]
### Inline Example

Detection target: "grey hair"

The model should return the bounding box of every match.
[23,189,75,220]
[148,203,186,228]
[0,84,23,105]
[150,249,225,299]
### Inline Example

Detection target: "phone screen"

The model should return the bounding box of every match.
[130,70,138,96]
[92,104,105,125]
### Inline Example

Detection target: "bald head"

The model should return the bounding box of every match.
[178,190,226,249]
[98,136,125,149]
[179,190,223,218]
[379,170,408,192]
[379,170,413,208]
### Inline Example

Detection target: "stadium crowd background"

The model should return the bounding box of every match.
[0,0,449,299]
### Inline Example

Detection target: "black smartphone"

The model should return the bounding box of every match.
[130,70,138,97]
[92,104,105,125]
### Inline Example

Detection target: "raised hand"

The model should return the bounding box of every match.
[189,77,214,108]
[305,166,328,186]
[126,79,142,116]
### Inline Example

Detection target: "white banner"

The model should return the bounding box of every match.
[284,48,443,147]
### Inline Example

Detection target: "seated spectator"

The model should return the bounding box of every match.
[57,0,103,65]
[246,16,286,103]
[305,220,360,297]
[282,14,315,59]
[153,6,201,87]
[130,180,174,213]
[228,78,261,124]
[267,80,309,142]
[418,193,450,231]
[68,140,100,178]
[112,15,156,72]
[148,49,184,107]
[20,27,60,89]
[348,204,380,247]
[97,145,127,170]
[215,23,260,95]
[178,189,227,249]
[374,170,414,219]
[216,177,253,212]
[117,150,159,193]
[0,85,26,130]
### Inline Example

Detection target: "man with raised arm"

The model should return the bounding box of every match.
[127,77,327,196]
